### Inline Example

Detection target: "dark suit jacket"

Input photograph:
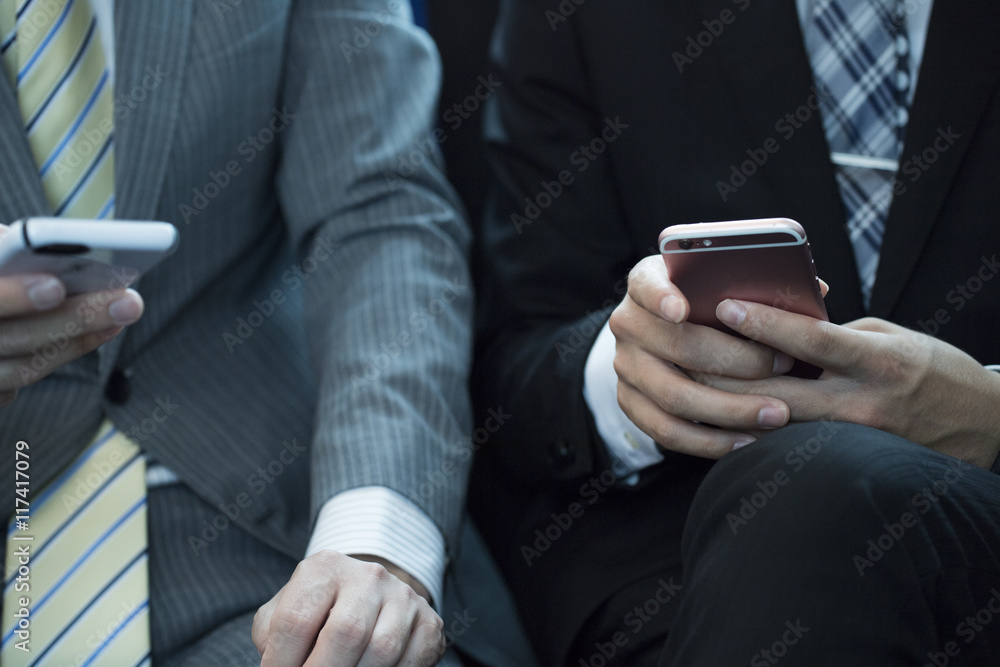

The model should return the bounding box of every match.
[475,0,1000,487]
[0,2,534,664]
[472,3,1000,661]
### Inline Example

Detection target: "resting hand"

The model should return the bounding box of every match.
[253,551,445,667]
[696,299,1000,470]
[609,255,795,458]
[0,225,144,408]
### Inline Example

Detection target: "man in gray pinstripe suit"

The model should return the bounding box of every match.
[0,1,532,665]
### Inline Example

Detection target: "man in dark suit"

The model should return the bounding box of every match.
[0,1,533,665]
[472,1,1000,664]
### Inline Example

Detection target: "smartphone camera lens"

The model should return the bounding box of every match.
[678,239,693,250]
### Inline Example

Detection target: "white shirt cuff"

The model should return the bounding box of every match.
[986,365,1000,373]
[583,319,665,478]
[306,486,445,610]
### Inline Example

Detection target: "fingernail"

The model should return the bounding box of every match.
[716,299,746,327]
[757,405,788,429]
[660,295,685,324]
[772,352,794,375]
[26,276,65,310]
[732,437,756,451]
[109,293,143,325]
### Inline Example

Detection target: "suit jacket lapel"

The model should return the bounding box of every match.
[698,0,867,322]
[869,1,1000,317]
[98,0,194,378]
[0,74,49,224]
[113,0,194,222]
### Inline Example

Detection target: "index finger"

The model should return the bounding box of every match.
[260,558,343,667]
[715,298,864,372]
[627,254,691,324]
[0,274,67,316]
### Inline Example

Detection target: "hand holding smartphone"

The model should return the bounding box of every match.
[0,218,178,406]
[659,218,828,377]
[0,218,179,294]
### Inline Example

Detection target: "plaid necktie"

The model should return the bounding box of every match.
[0,0,115,218]
[805,0,910,308]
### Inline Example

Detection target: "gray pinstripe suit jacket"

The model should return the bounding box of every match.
[0,2,531,664]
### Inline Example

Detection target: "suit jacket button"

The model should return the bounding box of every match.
[547,439,575,470]
[105,369,132,405]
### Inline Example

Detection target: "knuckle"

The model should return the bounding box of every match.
[611,350,629,380]
[802,321,838,360]
[363,560,390,582]
[652,377,688,415]
[311,549,345,570]
[328,610,370,651]
[367,630,404,662]
[9,361,37,389]
[608,301,633,339]
[271,606,316,644]
[647,415,681,449]
[427,612,445,635]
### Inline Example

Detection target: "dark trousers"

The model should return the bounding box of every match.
[478,423,1000,666]
[659,422,1000,667]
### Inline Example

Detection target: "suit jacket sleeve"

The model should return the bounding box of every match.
[474,1,637,485]
[275,0,474,548]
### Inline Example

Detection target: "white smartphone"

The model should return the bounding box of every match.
[0,218,179,294]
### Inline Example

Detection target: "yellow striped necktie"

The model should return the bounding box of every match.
[3,423,151,666]
[0,0,115,218]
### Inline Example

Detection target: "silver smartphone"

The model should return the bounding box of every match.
[0,218,179,294]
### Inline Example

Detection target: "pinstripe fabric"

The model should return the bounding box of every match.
[0,0,526,663]
[0,0,14,78]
